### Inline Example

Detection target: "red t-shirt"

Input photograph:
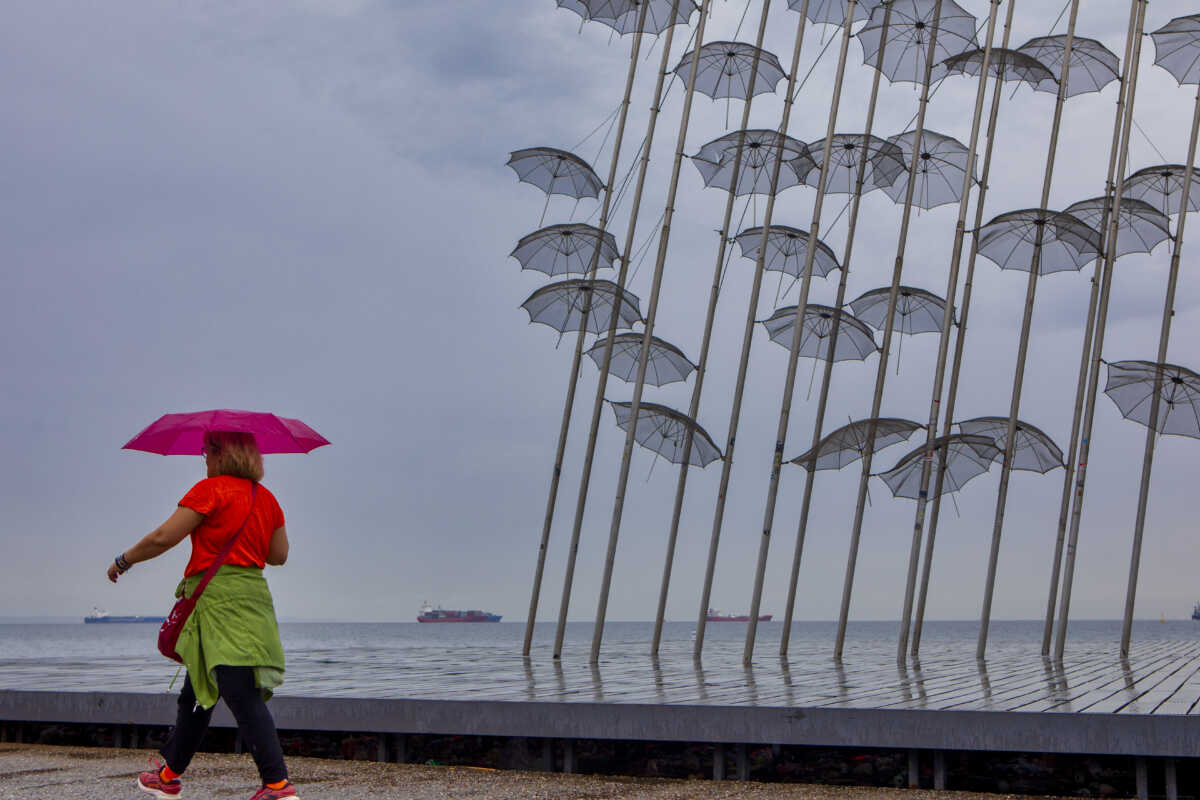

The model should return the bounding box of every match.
[179,476,285,577]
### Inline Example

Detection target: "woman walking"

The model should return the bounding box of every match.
[107,430,299,800]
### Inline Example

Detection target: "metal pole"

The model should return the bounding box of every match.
[1041,0,1141,656]
[1054,0,1148,661]
[694,0,812,659]
[978,0,1079,661]
[911,0,1018,658]
[743,0,860,665]
[780,9,890,657]
[590,0,713,662]
[550,0,653,658]
[895,0,1002,664]
[650,2,764,657]
[1121,85,1200,655]
[834,0,945,661]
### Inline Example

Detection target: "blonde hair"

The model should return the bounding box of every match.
[203,430,264,482]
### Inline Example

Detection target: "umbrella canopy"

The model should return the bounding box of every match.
[791,0,882,27]
[506,147,603,200]
[790,417,922,471]
[848,286,950,336]
[123,410,330,455]
[556,0,698,35]
[1151,14,1200,86]
[856,0,978,86]
[1122,164,1200,217]
[734,225,840,279]
[805,133,908,195]
[956,416,1064,473]
[608,401,722,467]
[692,129,817,196]
[937,47,1057,90]
[510,223,621,277]
[1017,36,1121,98]
[882,129,974,210]
[760,305,879,362]
[877,434,1001,499]
[1062,197,1172,259]
[586,332,695,387]
[674,42,786,101]
[1104,360,1200,439]
[976,209,1103,275]
[521,279,642,334]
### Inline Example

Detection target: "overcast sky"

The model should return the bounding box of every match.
[3,0,1198,639]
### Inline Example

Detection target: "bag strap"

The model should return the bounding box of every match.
[190,482,258,599]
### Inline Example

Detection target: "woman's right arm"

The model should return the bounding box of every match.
[107,506,204,583]
[266,525,289,566]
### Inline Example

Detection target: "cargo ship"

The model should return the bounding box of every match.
[84,607,165,624]
[706,608,772,622]
[417,603,501,623]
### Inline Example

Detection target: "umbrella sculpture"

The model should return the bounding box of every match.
[506,147,603,200]
[790,418,922,471]
[760,305,880,362]
[876,434,1000,499]
[791,0,882,28]
[733,225,841,279]
[1152,13,1200,85]
[691,129,817,196]
[856,0,977,86]
[975,209,1103,275]
[804,134,908,196]
[608,401,722,467]
[123,410,330,455]
[586,332,695,387]
[849,286,949,336]
[521,279,642,335]
[1063,197,1172,259]
[1105,361,1200,439]
[956,416,1064,473]
[1017,35,1121,98]
[557,0,698,35]
[937,47,1057,90]
[1121,164,1200,218]
[673,42,786,101]
[510,223,621,277]
[882,129,975,210]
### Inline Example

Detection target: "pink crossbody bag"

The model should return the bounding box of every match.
[157,483,258,663]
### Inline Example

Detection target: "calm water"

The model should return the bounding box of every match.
[1,619,1195,705]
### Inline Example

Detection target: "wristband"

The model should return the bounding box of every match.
[115,554,132,572]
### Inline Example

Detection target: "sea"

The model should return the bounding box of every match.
[1,618,1195,705]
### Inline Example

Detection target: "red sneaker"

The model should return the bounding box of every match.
[249,781,299,800]
[137,758,182,798]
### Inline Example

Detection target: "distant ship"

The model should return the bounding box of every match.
[417,603,501,623]
[706,608,772,622]
[1192,603,1200,621]
[84,607,165,624]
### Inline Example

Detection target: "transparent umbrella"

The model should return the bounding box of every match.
[586,332,695,387]
[848,286,949,336]
[510,223,621,277]
[673,42,786,101]
[790,0,882,28]
[608,401,722,467]
[937,47,1057,91]
[976,209,1103,275]
[760,305,879,362]
[1151,14,1200,86]
[877,434,1001,498]
[956,416,1064,473]
[692,130,817,195]
[521,279,642,334]
[856,0,978,86]
[734,225,840,278]
[882,129,974,210]
[507,147,603,200]
[805,134,908,195]
[1017,36,1121,98]
[1062,197,1171,258]
[557,0,698,35]
[1104,360,1200,439]
[790,417,922,471]
[1122,164,1200,217]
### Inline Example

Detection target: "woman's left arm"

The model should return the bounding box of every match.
[106,506,204,583]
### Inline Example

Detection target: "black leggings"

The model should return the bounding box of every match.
[160,665,287,784]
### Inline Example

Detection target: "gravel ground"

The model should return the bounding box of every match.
[0,743,1092,800]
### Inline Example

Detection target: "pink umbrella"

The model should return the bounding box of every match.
[122,409,330,455]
